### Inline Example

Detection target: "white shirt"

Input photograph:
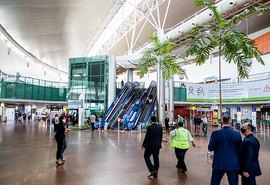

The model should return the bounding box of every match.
[202,116,208,124]
[55,117,59,124]
[90,114,96,123]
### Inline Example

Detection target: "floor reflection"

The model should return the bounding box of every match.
[0,121,269,185]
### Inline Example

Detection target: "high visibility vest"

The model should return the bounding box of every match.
[171,127,190,149]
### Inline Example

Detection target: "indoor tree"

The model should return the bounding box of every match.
[137,35,186,123]
[186,0,269,121]
[137,35,186,80]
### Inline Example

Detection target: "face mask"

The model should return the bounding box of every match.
[241,128,247,134]
[63,120,66,123]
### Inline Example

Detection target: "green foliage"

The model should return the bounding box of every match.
[186,0,269,78]
[137,35,186,80]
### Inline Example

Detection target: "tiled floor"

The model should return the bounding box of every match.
[0,120,269,185]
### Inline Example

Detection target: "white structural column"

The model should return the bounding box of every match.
[169,77,174,123]
[127,68,134,82]
[157,57,165,123]
[157,63,160,120]
[108,55,116,107]
[165,80,169,114]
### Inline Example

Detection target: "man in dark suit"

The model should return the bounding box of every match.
[208,115,242,185]
[240,123,261,185]
[142,116,163,179]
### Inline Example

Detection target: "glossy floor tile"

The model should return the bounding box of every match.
[0,120,269,185]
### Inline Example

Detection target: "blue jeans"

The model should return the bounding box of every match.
[61,138,67,160]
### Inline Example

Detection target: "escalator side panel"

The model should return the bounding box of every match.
[101,82,132,126]
[106,82,140,128]
[127,81,157,130]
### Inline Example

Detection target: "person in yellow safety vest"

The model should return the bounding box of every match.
[170,122,196,173]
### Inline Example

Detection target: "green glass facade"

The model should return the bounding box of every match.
[173,82,187,101]
[68,56,109,115]
[0,72,67,101]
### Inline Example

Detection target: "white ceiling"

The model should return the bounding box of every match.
[0,0,120,72]
[0,0,269,75]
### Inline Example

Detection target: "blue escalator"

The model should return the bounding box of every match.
[110,87,143,130]
[140,92,157,130]
[122,89,146,130]
[137,85,157,130]
[103,81,141,129]
[100,82,133,128]
[124,81,157,130]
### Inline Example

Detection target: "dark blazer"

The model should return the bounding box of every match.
[142,123,163,150]
[240,134,262,177]
[208,126,242,171]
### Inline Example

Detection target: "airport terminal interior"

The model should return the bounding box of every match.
[1,0,270,185]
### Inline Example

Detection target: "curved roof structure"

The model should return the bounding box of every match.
[0,0,269,78]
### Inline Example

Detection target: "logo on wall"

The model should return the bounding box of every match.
[263,85,270,92]
[188,86,194,95]
[197,87,204,96]
[188,86,205,96]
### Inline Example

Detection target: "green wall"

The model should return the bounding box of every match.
[0,82,67,101]
[0,72,67,101]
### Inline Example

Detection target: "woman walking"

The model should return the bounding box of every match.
[55,115,67,165]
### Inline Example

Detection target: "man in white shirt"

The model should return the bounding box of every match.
[89,113,96,131]
[202,114,208,136]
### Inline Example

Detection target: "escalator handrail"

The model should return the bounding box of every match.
[128,81,156,129]
[122,89,146,128]
[106,82,140,128]
[102,82,133,124]
[123,88,143,117]
[133,83,156,127]
[128,92,148,129]
[107,82,140,128]
[141,93,157,126]
[110,94,136,129]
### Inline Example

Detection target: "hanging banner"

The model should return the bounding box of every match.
[186,78,270,102]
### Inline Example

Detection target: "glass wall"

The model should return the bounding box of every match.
[68,56,109,116]
[0,71,67,101]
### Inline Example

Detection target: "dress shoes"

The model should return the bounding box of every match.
[148,171,158,179]
[181,169,187,173]
[56,160,63,165]
[153,171,158,178]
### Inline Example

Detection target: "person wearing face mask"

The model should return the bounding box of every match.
[208,115,242,185]
[240,123,261,185]
[54,115,67,165]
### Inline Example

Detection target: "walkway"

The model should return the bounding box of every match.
[0,121,269,185]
